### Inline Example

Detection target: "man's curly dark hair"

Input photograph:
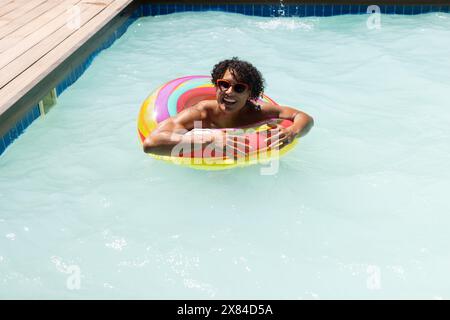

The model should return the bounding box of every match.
[211,57,265,100]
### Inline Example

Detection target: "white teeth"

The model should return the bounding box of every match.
[224,98,236,103]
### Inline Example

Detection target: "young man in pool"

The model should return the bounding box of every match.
[143,57,314,156]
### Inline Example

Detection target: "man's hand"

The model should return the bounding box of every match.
[211,130,252,158]
[264,122,297,149]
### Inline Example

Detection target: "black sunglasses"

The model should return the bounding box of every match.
[216,79,249,94]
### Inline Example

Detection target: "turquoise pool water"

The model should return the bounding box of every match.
[1,11,450,299]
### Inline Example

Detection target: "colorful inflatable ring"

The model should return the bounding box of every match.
[137,75,299,170]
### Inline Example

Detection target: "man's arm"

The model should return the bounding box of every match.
[143,103,211,154]
[260,103,314,138]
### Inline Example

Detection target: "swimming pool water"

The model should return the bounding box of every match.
[1,11,450,299]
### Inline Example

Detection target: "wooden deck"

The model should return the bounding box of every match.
[0,0,133,116]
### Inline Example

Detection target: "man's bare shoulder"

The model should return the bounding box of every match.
[195,99,218,111]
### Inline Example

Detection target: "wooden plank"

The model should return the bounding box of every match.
[0,1,82,39]
[0,0,49,30]
[0,1,28,17]
[0,1,114,88]
[0,0,133,115]
[0,1,14,5]
[0,0,83,50]
[0,0,98,68]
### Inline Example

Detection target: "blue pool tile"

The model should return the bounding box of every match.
[395,5,404,14]
[157,4,165,15]
[184,4,191,13]
[315,4,323,16]
[412,5,421,15]
[144,4,150,15]
[283,4,289,16]
[362,5,371,14]
[208,4,218,12]
[255,5,261,16]
[59,81,65,93]
[341,4,350,15]
[442,6,450,13]
[224,4,233,13]
[431,5,440,13]
[174,4,183,13]
[26,107,34,125]
[296,4,305,17]
[0,135,5,155]
[150,4,157,15]
[359,4,367,14]
[333,5,341,15]
[323,4,332,16]
[349,5,358,14]
[15,121,24,137]
[21,114,29,128]
[20,117,29,132]
[142,4,150,16]
[0,133,11,151]
[404,6,412,14]
[385,5,395,14]
[244,4,253,16]
[362,5,368,14]
[252,4,262,16]
[236,5,245,15]
[305,5,314,17]
[61,78,67,91]
[153,4,159,15]
[285,4,294,17]
[32,105,40,120]
[167,4,176,14]
[272,5,281,17]
[422,5,432,13]
[268,5,276,17]
[18,118,25,132]
[217,4,227,13]
[23,111,31,127]
[131,5,142,18]
[268,6,276,17]
[9,127,18,144]
[2,133,10,151]
[261,5,270,17]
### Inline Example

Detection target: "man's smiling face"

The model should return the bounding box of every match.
[215,69,251,113]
